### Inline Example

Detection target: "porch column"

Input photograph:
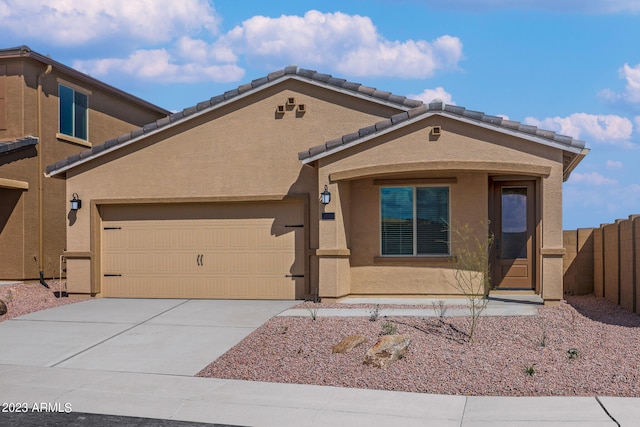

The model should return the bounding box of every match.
[316,173,351,301]
[541,166,565,305]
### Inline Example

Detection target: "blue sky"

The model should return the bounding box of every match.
[3,0,639,229]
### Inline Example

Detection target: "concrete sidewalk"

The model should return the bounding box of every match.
[0,364,633,426]
[279,295,543,318]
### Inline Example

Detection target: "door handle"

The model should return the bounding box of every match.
[196,254,203,266]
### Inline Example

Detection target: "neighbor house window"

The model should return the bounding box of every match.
[380,186,449,256]
[59,84,88,140]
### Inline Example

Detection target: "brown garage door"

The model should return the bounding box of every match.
[101,201,305,299]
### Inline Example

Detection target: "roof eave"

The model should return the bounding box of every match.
[0,46,170,116]
[301,110,588,165]
[563,148,590,182]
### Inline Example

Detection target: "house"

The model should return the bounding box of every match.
[0,46,170,281]
[46,66,589,304]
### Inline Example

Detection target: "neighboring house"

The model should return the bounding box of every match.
[0,46,170,281]
[46,66,589,304]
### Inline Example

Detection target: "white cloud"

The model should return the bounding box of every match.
[599,63,640,106]
[620,64,640,103]
[567,171,617,185]
[408,87,455,105]
[214,10,463,78]
[0,0,219,45]
[74,48,244,84]
[524,113,634,147]
[606,160,623,169]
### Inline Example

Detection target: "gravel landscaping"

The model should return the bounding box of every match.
[2,282,639,397]
[0,281,80,321]
[197,295,640,397]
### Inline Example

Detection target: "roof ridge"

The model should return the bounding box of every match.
[298,100,586,161]
[46,66,423,175]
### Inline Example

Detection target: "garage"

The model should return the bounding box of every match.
[100,200,306,299]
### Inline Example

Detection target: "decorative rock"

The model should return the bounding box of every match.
[0,299,7,316]
[332,335,368,354]
[363,334,411,369]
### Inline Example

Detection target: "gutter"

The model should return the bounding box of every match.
[37,64,52,283]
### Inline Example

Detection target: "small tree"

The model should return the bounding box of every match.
[447,222,494,342]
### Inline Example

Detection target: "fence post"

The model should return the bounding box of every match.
[576,228,594,295]
[619,217,635,313]
[563,230,577,295]
[593,226,604,298]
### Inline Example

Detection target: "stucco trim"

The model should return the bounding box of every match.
[540,247,566,256]
[56,133,92,147]
[0,178,29,190]
[373,256,454,264]
[329,161,552,182]
[90,194,305,206]
[63,251,93,259]
[315,249,351,257]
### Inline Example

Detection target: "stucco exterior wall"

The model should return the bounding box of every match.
[0,56,167,279]
[64,80,404,295]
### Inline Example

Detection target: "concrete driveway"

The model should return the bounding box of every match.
[0,298,297,376]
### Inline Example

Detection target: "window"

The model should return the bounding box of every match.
[380,186,449,256]
[59,84,88,140]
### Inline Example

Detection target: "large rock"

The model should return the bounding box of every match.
[0,299,7,316]
[363,334,411,369]
[332,335,368,354]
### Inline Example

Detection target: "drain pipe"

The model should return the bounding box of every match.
[37,64,53,288]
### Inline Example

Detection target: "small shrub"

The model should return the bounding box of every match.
[446,222,494,342]
[431,299,447,323]
[523,364,536,376]
[380,321,397,336]
[369,305,380,322]
[307,307,318,321]
[567,348,579,360]
[539,331,547,347]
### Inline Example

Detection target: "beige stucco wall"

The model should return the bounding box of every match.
[315,115,566,300]
[0,56,166,279]
[64,79,404,295]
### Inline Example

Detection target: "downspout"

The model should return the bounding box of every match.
[37,64,52,288]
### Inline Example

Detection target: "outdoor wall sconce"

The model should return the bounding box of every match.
[70,193,82,211]
[320,185,331,205]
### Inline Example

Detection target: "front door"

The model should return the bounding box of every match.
[492,181,535,289]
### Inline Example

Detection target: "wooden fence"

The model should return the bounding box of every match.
[563,215,640,314]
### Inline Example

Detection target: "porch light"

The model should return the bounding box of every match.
[70,193,82,211]
[320,185,331,205]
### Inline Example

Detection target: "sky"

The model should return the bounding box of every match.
[2,0,639,230]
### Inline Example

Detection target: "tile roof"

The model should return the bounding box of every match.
[45,66,422,176]
[298,100,588,162]
[0,136,38,154]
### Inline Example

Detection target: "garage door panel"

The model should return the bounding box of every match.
[101,201,304,299]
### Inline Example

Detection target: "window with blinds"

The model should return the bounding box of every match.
[381,186,449,256]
